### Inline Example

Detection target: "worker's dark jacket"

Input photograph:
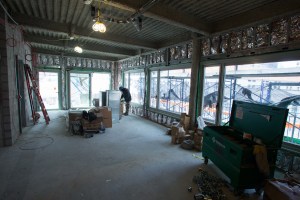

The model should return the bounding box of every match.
[120,88,132,102]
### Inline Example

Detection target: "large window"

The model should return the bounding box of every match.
[91,73,110,100]
[39,72,59,109]
[124,71,145,105]
[150,71,158,108]
[70,73,90,108]
[202,60,300,145]
[159,68,191,113]
[202,66,220,123]
[70,72,111,108]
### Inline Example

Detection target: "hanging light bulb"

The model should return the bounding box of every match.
[92,1,106,33]
[74,46,83,53]
[92,21,106,33]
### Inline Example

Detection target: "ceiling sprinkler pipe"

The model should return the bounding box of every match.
[127,0,160,22]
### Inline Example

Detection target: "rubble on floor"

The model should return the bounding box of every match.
[192,169,227,200]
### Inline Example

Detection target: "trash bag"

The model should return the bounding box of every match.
[197,116,206,130]
[82,111,97,122]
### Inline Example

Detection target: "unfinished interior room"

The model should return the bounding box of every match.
[0,0,300,199]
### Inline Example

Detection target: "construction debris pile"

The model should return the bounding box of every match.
[67,107,112,138]
[168,113,204,152]
[192,170,227,200]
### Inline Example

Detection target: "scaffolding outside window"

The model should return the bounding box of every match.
[203,60,300,146]
[158,68,191,113]
[202,66,220,124]
[150,71,158,108]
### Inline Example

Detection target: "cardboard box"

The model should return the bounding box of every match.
[81,117,102,131]
[171,126,179,136]
[180,113,190,132]
[194,130,203,151]
[69,111,82,121]
[89,106,112,128]
[171,126,186,144]
[171,126,179,144]
[103,110,112,128]
[264,179,300,200]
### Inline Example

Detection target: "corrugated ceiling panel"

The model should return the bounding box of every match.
[161,0,278,22]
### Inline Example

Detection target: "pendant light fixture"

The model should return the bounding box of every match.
[74,46,83,53]
[92,1,106,33]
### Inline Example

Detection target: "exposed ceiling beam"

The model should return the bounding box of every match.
[24,34,137,57]
[12,12,157,50]
[31,47,120,61]
[211,0,300,33]
[103,0,210,36]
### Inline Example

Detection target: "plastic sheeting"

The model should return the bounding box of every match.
[187,42,193,58]
[211,36,220,54]
[256,24,270,47]
[202,38,210,56]
[170,47,176,60]
[271,19,288,46]
[230,31,242,52]
[290,15,300,42]
[220,34,229,54]
[242,27,254,49]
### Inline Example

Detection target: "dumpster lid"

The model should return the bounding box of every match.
[229,100,289,148]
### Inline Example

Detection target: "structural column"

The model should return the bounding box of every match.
[188,35,201,127]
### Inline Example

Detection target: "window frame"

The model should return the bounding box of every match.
[148,64,192,115]
[199,50,300,148]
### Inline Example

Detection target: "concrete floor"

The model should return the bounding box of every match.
[0,111,264,200]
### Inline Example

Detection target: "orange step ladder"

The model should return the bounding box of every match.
[24,64,50,124]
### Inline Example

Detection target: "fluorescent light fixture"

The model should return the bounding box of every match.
[74,46,83,53]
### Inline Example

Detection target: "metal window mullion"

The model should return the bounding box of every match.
[89,73,92,107]
[156,70,160,109]
[66,71,71,109]
[216,64,226,125]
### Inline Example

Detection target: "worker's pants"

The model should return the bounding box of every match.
[125,102,130,114]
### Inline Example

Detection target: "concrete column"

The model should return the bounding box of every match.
[188,36,201,127]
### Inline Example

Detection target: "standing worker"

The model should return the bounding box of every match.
[119,86,131,116]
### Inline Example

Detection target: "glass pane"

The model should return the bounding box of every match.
[222,61,300,145]
[91,73,110,101]
[129,72,145,104]
[124,72,129,88]
[159,68,191,113]
[39,72,59,109]
[70,73,90,108]
[150,71,158,108]
[202,66,220,123]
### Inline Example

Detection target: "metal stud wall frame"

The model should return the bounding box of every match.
[119,41,193,71]
[35,53,113,70]
[201,14,300,57]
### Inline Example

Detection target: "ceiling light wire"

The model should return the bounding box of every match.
[0,1,19,25]
[92,0,106,32]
